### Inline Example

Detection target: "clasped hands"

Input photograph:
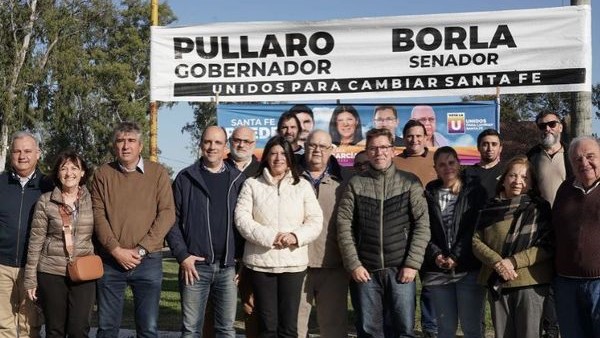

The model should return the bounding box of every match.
[493,258,518,281]
[273,232,298,249]
[435,254,457,270]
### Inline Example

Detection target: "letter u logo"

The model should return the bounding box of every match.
[450,120,463,131]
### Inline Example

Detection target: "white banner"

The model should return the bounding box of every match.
[150,6,591,102]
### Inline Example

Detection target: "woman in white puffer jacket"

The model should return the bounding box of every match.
[235,135,323,338]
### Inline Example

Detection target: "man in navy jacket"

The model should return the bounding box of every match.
[167,126,245,337]
[0,131,51,338]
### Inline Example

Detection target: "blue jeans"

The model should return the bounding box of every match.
[96,253,163,338]
[350,267,416,338]
[554,275,600,338]
[428,271,485,338]
[180,264,237,338]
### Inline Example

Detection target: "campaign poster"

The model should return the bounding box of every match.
[217,102,498,166]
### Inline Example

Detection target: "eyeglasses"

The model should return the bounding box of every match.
[229,138,255,145]
[374,117,396,124]
[367,145,393,153]
[307,143,332,151]
[536,120,560,130]
[416,117,435,124]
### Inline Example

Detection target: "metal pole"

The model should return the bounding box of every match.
[149,0,159,162]
[496,87,501,133]
[570,0,592,138]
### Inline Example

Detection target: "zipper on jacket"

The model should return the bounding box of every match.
[15,186,25,266]
[224,171,244,266]
[206,198,215,264]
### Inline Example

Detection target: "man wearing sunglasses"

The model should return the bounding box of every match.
[526,111,573,338]
[526,111,573,206]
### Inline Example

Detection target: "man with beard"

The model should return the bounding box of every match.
[277,111,303,155]
[464,129,505,200]
[289,105,315,145]
[526,112,572,206]
[227,126,260,177]
[526,111,571,338]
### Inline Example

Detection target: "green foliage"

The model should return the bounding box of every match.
[593,83,600,119]
[0,0,176,171]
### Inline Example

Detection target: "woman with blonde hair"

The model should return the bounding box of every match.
[472,155,553,338]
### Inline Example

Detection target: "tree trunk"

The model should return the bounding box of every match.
[1,0,38,172]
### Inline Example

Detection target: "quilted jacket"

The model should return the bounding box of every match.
[235,168,323,273]
[337,164,430,272]
[24,186,95,289]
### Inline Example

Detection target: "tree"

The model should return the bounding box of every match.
[0,0,176,172]
[462,92,573,122]
[463,92,574,158]
[181,102,217,158]
[593,83,600,118]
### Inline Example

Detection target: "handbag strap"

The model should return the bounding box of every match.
[59,205,75,262]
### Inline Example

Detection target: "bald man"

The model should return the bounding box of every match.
[227,126,260,177]
[553,136,600,338]
[297,130,348,338]
[411,105,449,148]
[167,126,246,337]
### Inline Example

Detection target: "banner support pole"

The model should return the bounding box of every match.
[495,87,501,133]
[570,0,591,139]
[149,0,159,162]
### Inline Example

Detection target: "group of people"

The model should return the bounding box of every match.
[0,105,599,338]
[0,123,175,338]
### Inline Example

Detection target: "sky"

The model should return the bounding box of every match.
[157,0,598,175]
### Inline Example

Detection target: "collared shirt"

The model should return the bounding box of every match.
[573,178,600,195]
[302,165,329,191]
[118,157,144,173]
[12,170,36,187]
[302,162,331,190]
[201,160,227,174]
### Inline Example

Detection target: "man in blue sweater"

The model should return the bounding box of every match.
[0,132,51,338]
[167,126,246,337]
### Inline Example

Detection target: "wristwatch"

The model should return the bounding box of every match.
[137,246,147,258]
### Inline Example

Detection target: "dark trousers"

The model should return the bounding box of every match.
[38,272,96,338]
[542,286,559,337]
[250,269,306,338]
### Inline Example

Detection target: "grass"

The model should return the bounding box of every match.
[108,258,494,335]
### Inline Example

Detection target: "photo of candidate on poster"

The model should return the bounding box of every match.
[217,102,498,166]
